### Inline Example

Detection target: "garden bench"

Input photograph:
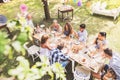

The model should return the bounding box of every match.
[91,2,120,20]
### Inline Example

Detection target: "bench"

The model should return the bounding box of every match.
[91,2,120,20]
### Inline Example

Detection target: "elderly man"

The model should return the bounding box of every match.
[50,41,69,67]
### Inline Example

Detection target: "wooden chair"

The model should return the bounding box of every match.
[23,42,40,62]
[73,65,90,80]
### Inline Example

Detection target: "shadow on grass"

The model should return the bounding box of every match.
[92,14,115,21]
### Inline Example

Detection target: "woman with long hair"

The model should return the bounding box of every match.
[63,22,73,37]
[94,32,107,51]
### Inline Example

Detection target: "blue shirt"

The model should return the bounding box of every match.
[64,31,70,36]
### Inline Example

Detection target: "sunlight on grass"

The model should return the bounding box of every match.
[108,23,120,52]
[0,0,120,51]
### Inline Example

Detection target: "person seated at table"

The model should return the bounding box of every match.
[92,68,116,80]
[50,42,69,67]
[102,48,120,80]
[94,32,108,51]
[33,24,42,34]
[39,34,52,58]
[103,68,116,80]
[92,48,120,80]
[63,22,75,39]
[75,23,88,43]
[49,19,62,32]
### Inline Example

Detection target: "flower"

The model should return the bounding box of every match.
[20,4,28,13]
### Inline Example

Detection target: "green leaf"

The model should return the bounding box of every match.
[12,41,22,53]
[17,32,28,45]
[0,32,9,54]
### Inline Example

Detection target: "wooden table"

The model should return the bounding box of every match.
[33,31,104,73]
[68,51,104,73]
[58,5,73,21]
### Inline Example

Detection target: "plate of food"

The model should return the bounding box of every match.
[74,41,80,45]
[61,35,66,38]
[81,58,86,63]
[51,31,56,34]
[40,24,45,28]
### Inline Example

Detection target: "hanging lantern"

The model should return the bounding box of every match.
[86,1,91,7]
[77,0,82,6]
[69,0,72,3]
[20,4,28,13]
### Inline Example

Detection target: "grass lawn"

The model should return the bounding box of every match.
[1,0,119,52]
[0,0,120,79]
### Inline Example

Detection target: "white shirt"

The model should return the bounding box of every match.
[40,47,50,58]
[26,19,34,28]
[77,29,88,42]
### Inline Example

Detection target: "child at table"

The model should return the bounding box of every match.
[92,68,116,80]
[102,68,116,80]
[33,24,42,34]
[75,24,88,43]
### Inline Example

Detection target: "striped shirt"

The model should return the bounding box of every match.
[50,48,69,64]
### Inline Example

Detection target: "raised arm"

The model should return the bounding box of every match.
[49,23,54,31]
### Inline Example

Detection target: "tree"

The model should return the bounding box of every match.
[0,0,10,3]
[42,0,50,20]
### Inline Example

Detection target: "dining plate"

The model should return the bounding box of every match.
[74,41,80,45]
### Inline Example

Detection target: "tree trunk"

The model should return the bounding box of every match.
[0,0,4,3]
[42,0,50,20]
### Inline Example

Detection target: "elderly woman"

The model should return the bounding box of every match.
[49,19,62,32]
